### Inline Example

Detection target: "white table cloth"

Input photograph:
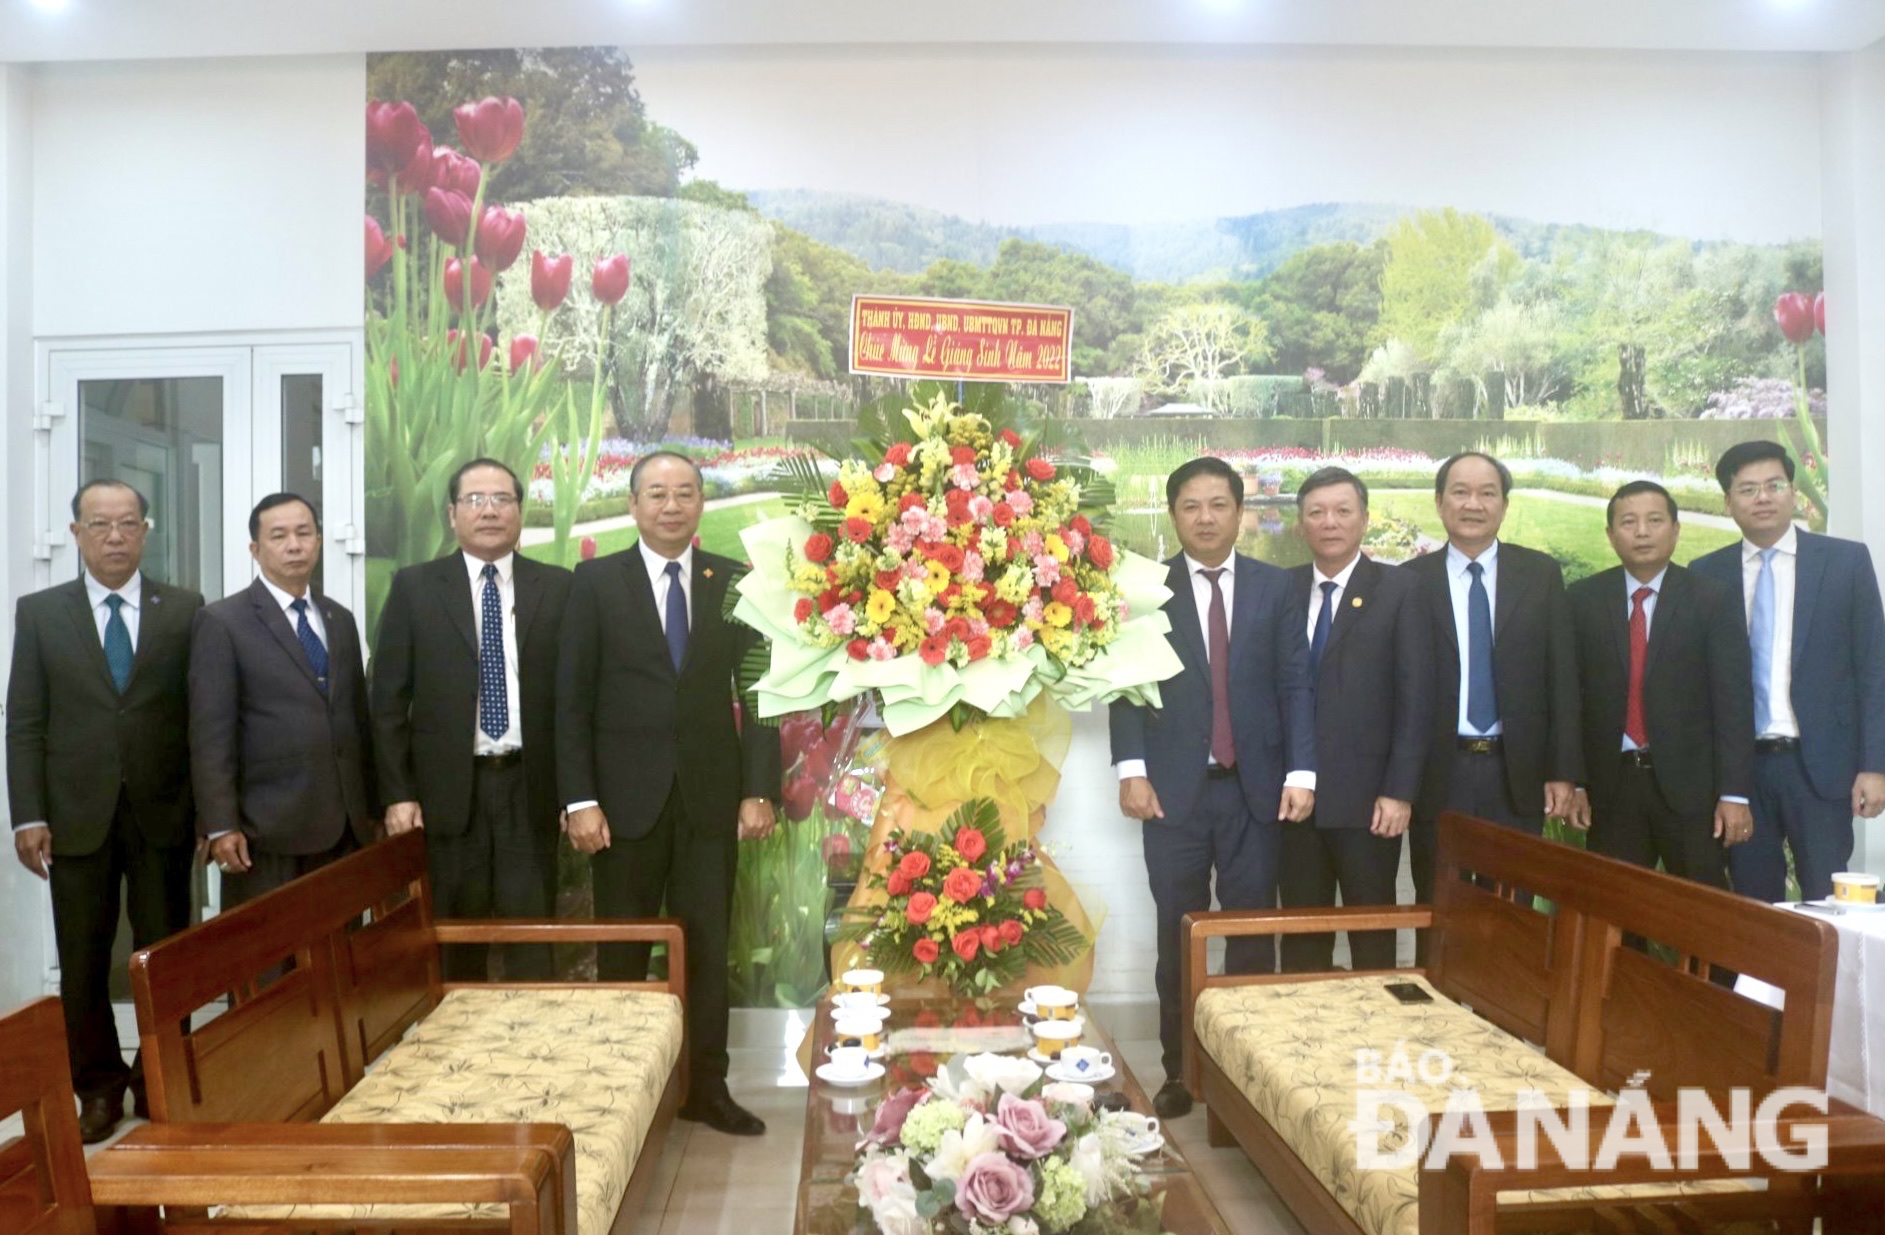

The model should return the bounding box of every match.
[1735,904,1885,1116]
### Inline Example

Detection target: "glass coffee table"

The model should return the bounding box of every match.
[795,992,1233,1234]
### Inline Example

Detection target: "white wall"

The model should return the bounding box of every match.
[32,55,363,338]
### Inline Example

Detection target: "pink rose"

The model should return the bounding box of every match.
[866,1086,927,1146]
[994,1092,1066,1159]
[955,1151,1035,1224]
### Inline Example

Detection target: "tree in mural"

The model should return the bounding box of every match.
[1135,301,1270,398]
[1440,296,1568,411]
[495,195,771,439]
[1377,208,1519,362]
[1243,240,1386,385]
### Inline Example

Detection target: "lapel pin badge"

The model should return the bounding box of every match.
[703,568,714,579]
[1351,596,1364,608]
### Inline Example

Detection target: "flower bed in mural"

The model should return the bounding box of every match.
[521,439,811,521]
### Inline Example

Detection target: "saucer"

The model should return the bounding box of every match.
[1027,1048,1063,1065]
[825,1042,887,1061]
[1804,898,1885,913]
[1046,1061,1115,1083]
[815,1061,886,1086]
[1120,1132,1165,1156]
[831,994,891,1012]
[1019,1000,1079,1019]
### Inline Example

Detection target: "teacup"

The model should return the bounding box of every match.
[1041,1080,1095,1108]
[1113,1111,1161,1144]
[1028,985,1079,1021]
[1832,872,1881,904]
[1030,1018,1083,1060]
[833,1017,884,1053]
[840,968,885,997]
[832,991,888,1017]
[1059,1045,1112,1076]
[826,1045,872,1078]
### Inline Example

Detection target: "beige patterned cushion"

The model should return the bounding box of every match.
[226,988,683,1235]
[1195,975,1755,1235]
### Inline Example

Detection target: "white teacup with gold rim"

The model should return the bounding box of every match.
[1030,1018,1083,1060]
[831,991,888,1018]
[1028,985,1079,1021]
[1059,1045,1112,1078]
[833,1017,884,1054]
[1832,872,1881,904]
[840,968,885,997]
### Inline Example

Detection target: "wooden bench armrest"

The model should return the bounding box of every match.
[1180,906,1432,1096]
[89,1122,577,1235]
[1417,1104,1885,1234]
[433,917,687,996]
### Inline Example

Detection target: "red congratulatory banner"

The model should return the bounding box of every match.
[850,295,1074,384]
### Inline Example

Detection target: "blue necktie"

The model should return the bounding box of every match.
[663,560,688,671]
[103,593,133,694]
[1751,547,1777,736]
[290,597,329,695]
[1309,580,1336,676]
[478,562,508,739]
[1465,561,1498,732]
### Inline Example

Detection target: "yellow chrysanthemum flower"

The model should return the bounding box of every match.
[846,491,886,524]
[1045,533,1070,562]
[866,589,897,625]
[924,560,951,596]
[1043,601,1073,628]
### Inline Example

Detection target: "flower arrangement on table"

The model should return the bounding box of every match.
[855,1052,1168,1235]
[838,801,1088,996]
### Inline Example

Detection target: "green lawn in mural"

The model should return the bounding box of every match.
[518,496,788,567]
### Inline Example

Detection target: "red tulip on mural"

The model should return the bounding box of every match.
[1774,292,1815,345]
[592,254,631,305]
[447,328,494,372]
[580,535,598,561]
[1815,291,1826,336]
[392,127,434,196]
[365,100,426,184]
[453,96,525,164]
[365,215,394,278]
[423,188,473,248]
[531,251,573,312]
[428,148,482,200]
[443,257,492,311]
[509,335,538,372]
[474,206,527,272]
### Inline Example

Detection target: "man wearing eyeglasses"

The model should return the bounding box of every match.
[1691,441,1885,902]
[370,459,572,979]
[6,480,202,1141]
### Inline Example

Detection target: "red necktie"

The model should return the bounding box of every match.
[1625,586,1651,749]
[1203,568,1236,769]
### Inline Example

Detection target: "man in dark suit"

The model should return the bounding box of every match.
[1691,442,1885,902]
[1566,481,1754,887]
[7,480,202,1142]
[1402,453,1582,934]
[372,459,572,981]
[558,451,782,1137]
[191,494,378,906]
[1111,456,1316,1119]
[1280,468,1431,974]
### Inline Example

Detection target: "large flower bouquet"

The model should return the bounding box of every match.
[732,388,1181,735]
[839,801,1087,995]
[855,1053,1168,1235]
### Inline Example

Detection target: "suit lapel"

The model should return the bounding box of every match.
[685,555,723,675]
[1492,544,1521,650]
[512,557,546,654]
[435,555,476,651]
[1605,568,1633,680]
[1229,555,1259,677]
[1164,557,1207,677]
[1323,555,1373,659]
[1644,568,1680,678]
[251,579,322,692]
[124,575,172,692]
[622,547,675,677]
[1419,551,1461,674]
[59,580,116,691]
[1790,533,1823,674]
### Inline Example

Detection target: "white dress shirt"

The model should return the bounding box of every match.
[1447,540,1503,737]
[13,573,144,836]
[1619,568,1664,752]
[567,541,695,813]
[1742,526,1800,739]
[1116,554,1315,792]
[1305,552,1362,643]
[260,574,327,646]
[466,550,522,754]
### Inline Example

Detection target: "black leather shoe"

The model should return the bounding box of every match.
[679,1091,766,1136]
[1152,1079,1194,1120]
[78,1093,124,1144]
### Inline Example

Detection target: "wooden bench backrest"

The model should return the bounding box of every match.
[1434,812,1837,1100]
[129,832,441,1123]
[0,998,95,1235]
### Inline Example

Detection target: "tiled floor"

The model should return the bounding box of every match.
[11,1011,1306,1235]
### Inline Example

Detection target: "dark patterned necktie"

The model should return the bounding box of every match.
[1202,567,1236,769]
[479,562,508,739]
[290,597,329,695]
[1309,580,1336,676]
[664,560,688,671]
[1466,561,1497,732]
[103,594,133,693]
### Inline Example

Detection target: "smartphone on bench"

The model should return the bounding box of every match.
[1384,982,1434,1004]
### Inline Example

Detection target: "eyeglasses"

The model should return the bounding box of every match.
[1731,479,1793,500]
[455,493,518,510]
[80,518,148,537]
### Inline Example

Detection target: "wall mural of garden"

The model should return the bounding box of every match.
[364,45,1829,1006]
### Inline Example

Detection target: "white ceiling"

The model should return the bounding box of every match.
[5,0,1885,63]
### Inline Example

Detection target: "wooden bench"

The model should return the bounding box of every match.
[1182,811,1885,1235]
[0,994,575,1235]
[117,829,686,1235]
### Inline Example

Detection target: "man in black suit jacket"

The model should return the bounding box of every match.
[1403,454,1582,931]
[1566,481,1754,888]
[1691,441,1885,902]
[372,459,572,981]
[7,481,202,1142]
[191,494,377,906]
[1111,457,1316,1119]
[558,452,782,1137]
[1280,468,1431,973]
